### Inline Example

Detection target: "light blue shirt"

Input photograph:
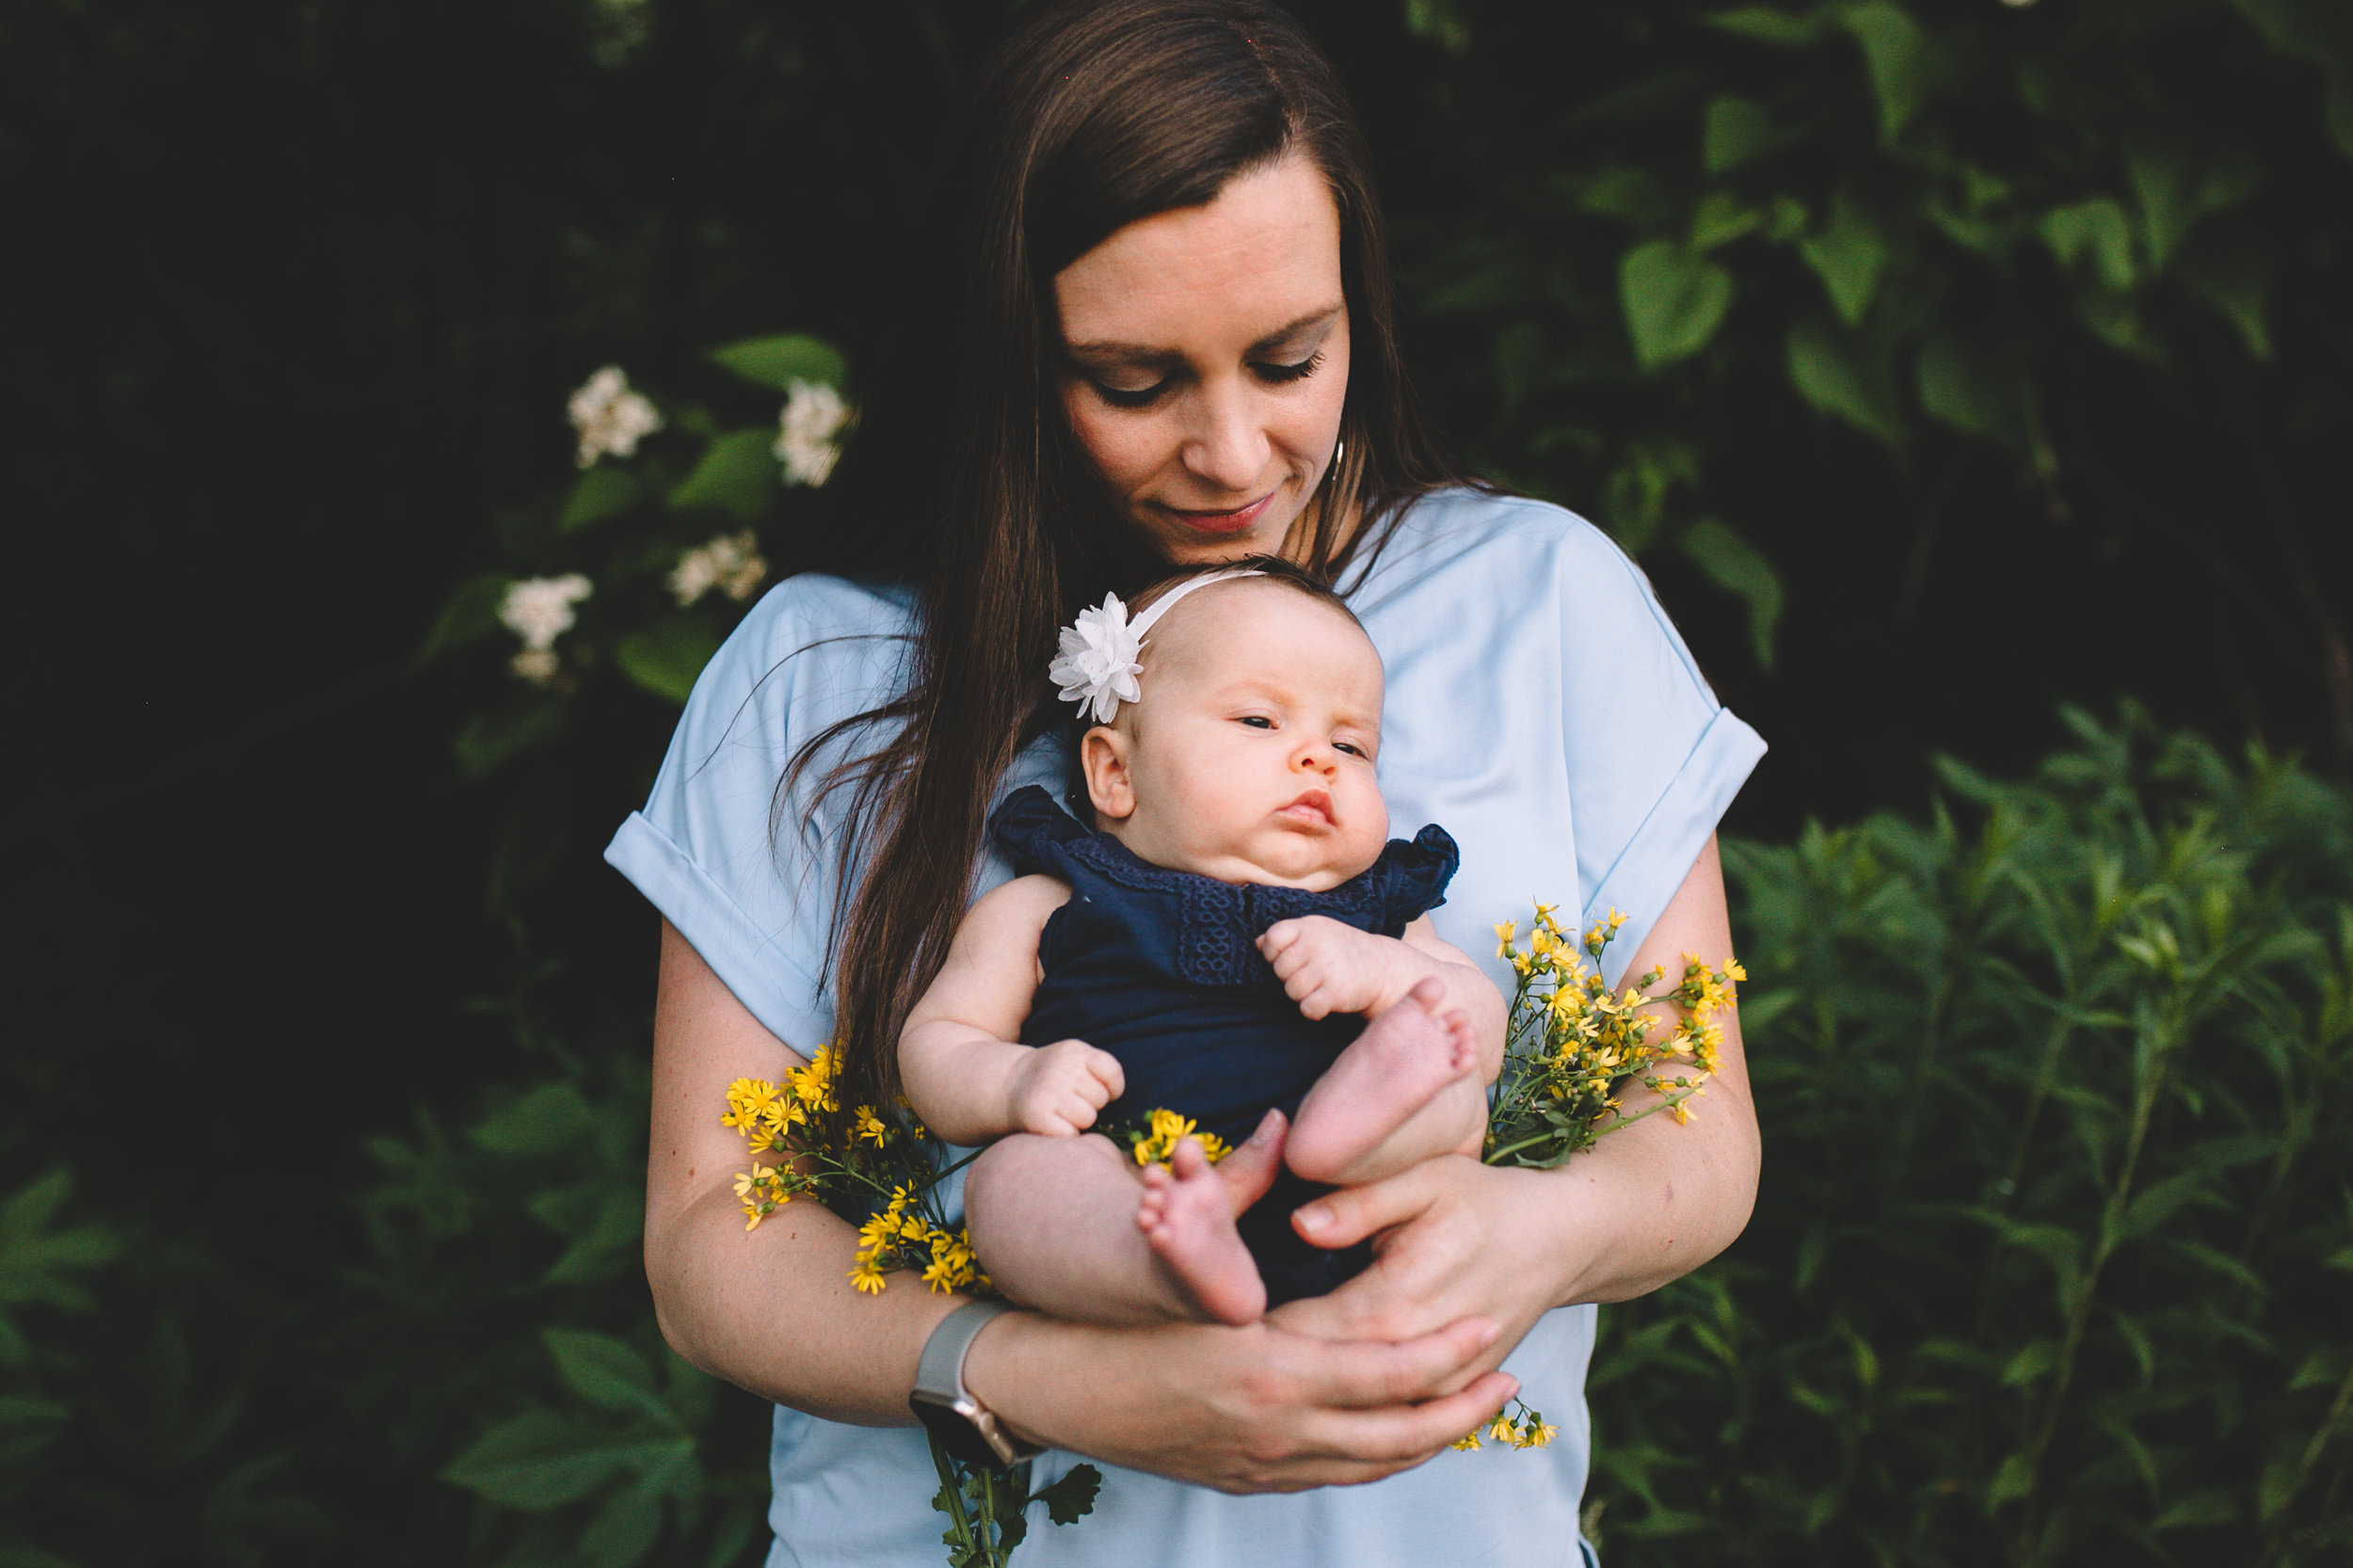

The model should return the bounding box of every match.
[606,487,1765,1567]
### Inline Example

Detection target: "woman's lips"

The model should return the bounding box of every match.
[1160,488,1276,535]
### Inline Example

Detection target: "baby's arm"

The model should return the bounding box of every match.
[1258,915,1506,1081]
[899,875,1127,1145]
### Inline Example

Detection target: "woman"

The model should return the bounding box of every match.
[606,2,1765,1562]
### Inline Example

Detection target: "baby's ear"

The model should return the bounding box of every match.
[1079,726,1137,822]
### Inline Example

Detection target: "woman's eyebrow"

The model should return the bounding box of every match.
[1061,305,1345,365]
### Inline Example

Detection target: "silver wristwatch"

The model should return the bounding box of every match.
[908,1300,1043,1469]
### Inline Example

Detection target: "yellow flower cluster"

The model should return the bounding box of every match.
[721,1046,846,1160]
[724,1056,974,1293]
[1453,1399,1559,1452]
[1125,1108,1232,1167]
[851,1184,984,1296]
[1483,905,1743,1168]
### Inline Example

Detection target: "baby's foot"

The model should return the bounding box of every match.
[1136,1138,1268,1326]
[1286,978,1481,1185]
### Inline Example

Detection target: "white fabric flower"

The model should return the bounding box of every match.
[670,530,767,606]
[775,379,850,488]
[1049,594,1145,725]
[499,573,593,651]
[568,365,663,468]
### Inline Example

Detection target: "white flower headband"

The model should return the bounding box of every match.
[1048,568,1265,724]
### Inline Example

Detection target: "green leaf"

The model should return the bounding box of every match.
[616,616,724,706]
[1835,4,1931,142]
[1702,95,1789,172]
[1679,518,1784,668]
[709,333,847,392]
[667,429,776,522]
[1785,316,1902,444]
[583,1462,692,1568]
[561,467,643,532]
[2153,1489,2237,1529]
[1690,190,1764,252]
[416,572,510,664]
[2227,0,2353,159]
[2042,199,2137,291]
[543,1329,680,1430]
[1800,191,1889,326]
[1619,240,1734,370]
[1706,6,1829,46]
[442,1409,693,1510]
[2123,142,2259,273]
[1916,332,2025,449]
[2176,237,2273,360]
[455,699,569,781]
[471,1082,597,1157]
[2260,1456,2303,1522]
[1032,1463,1102,1526]
[1986,1450,2038,1510]
[2000,1340,2058,1387]
[1403,0,1471,56]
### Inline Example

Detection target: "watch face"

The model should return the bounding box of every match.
[912,1395,1005,1469]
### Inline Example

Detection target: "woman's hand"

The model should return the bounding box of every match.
[964,1308,1519,1494]
[1269,838,1763,1368]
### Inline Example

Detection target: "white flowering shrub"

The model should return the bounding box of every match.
[419,332,850,778]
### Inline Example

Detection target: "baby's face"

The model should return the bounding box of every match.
[1081,581,1388,892]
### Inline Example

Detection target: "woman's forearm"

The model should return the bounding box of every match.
[646,1174,963,1425]
[1530,1062,1758,1306]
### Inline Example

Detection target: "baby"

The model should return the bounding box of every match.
[898,564,1504,1326]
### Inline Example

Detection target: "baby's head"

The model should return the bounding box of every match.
[1070,561,1387,891]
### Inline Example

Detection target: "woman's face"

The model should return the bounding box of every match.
[1051,152,1351,565]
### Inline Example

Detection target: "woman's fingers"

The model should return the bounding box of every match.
[1293,1313,1497,1409]
[1301,1368,1519,1465]
[1291,1156,1442,1251]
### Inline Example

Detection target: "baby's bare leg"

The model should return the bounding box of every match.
[963,1112,1284,1326]
[1286,978,1486,1187]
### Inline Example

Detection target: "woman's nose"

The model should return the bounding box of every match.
[1179,378,1271,493]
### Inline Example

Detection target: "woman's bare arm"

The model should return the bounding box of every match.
[642,919,1519,1485]
[1270,837,1761,1349]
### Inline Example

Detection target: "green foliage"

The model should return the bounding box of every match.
[1585,707,2353,1564]
[1408,0,2353,687]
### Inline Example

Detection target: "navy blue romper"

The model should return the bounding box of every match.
[990,785,1461,1305]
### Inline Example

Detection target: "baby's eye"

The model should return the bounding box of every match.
[1238,714,1275,729]
[1334,740,1367,758]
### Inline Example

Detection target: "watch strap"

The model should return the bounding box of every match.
[910,1300,1041,1468]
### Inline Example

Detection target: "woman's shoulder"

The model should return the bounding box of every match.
[1353,486,1657,618]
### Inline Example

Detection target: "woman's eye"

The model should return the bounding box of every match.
[1254,349,1325,386]
[1093,378,1172,409]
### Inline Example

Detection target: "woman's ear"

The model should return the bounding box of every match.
[1080,725,1137,821]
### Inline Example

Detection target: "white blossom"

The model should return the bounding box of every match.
[510,648,561,685]
[670,530,768,606]
[500,573,593,652]
[775,379,850,487]
[568,365,663,468]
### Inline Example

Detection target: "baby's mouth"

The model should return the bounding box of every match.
[1279,789,1336,827]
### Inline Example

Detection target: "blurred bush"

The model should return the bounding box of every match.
[1589,706,2353,1564]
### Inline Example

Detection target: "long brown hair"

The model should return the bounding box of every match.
[796,0,1477,1118]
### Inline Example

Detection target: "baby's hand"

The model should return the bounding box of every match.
[1259,916,1419,1020]
[1005,1039,1126,1136]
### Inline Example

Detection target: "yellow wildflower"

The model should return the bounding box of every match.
[854,1105,891,1145]
[1488,1416,1518,1447]
[1494,920,1517,957]
[1522,1421,1558,1448]
[849,1260,887,1294]
[1452,1430,1482,1451]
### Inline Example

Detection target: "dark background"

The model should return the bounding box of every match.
[4,1,2349,1563]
